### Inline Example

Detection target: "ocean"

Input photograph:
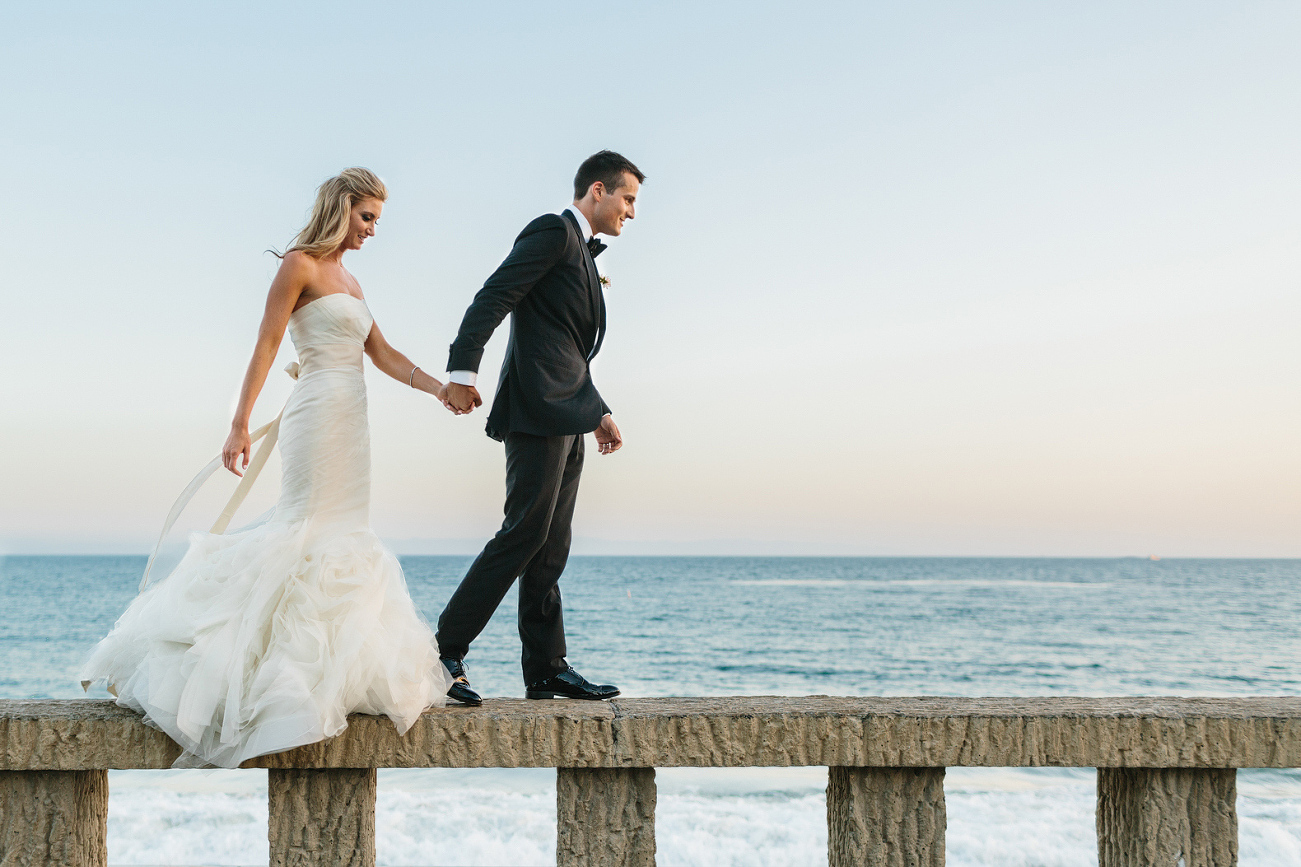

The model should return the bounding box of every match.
[3,555,1301,865]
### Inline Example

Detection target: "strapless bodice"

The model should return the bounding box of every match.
[288,294,373,377]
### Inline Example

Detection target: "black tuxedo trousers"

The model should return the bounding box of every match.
[435,431,583,685]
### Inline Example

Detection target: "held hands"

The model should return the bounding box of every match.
[594,414,622,455]
[443,382,482,414]
[409,370,473,416]
[223,426,252,477]
[433,384,467,415]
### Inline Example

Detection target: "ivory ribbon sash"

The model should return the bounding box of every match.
[139,362,300,591]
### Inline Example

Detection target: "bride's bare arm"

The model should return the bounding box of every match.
[363,323,460,409]
[222,254,312,475]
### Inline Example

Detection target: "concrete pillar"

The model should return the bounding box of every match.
[0,769,108,867]
[268,767,376,867]
[1096,768,1237,867]
[556,767,656,867]
[827,766,946,867]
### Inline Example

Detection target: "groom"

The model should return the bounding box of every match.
[437,150,644,705]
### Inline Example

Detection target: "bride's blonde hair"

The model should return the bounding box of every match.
[283,168,388,257]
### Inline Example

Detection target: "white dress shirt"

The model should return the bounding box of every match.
[448,206,597,388]
[565,205,595,245]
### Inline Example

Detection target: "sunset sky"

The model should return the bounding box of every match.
[4,2,1300,556]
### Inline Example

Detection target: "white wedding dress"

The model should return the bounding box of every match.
[81,293,451,768]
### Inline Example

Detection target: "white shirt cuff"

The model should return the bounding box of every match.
[448,370,477,387]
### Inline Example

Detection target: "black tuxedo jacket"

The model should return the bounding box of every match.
[448,210,609,442]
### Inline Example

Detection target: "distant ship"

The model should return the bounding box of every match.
[1149,555,1161,561]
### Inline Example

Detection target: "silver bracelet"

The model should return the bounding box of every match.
[409,366,420,388]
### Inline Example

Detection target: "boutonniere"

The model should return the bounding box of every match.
[599,275,610,288]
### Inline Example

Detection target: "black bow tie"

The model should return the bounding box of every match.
[587,237,607,258]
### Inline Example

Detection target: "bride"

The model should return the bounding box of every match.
[81,168,455,768]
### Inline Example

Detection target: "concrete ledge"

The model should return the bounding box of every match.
[609,696,1301,768]
[0,699,615,770]
[4,697,1301,770]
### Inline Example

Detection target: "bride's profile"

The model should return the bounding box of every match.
[81,167,455,768]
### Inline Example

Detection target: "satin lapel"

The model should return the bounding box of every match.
[563,210,604,356]
[590,285,607,361]
[585,260,603,358]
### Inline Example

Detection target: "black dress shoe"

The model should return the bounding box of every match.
[525,666,620,700]
[441,657,482,707]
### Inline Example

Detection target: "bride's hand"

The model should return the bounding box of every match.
[223,426,252,477]
[434,384,468,415]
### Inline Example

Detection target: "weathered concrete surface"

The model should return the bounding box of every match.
[255,700,616,770]
[1097,768,1237,867]
[4,697,1301,770]
[608,697,1301,769]
[268,768,376,867]
[1,702,182,770]
[827,766,945,867]
[557,767,656,867]
[0,769,107,866]
[0,699,614,770]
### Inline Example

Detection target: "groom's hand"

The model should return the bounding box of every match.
[594,414,622,455]
[444,382,482,414]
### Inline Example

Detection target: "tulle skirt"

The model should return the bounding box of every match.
[80,517,450,768]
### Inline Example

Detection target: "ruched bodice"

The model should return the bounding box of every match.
[287,293,373,378]
[80,289,449,768]
[277,294,374,530]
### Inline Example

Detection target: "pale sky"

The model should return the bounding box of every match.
[3,2,1300,556]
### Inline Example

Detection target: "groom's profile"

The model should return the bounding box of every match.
[436,150,644,704]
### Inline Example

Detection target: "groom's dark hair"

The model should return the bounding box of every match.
[574,150,645,200]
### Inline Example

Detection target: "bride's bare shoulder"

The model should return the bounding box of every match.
[279,250,318,273]
[273,251,320,291]
[266,252,319,307]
